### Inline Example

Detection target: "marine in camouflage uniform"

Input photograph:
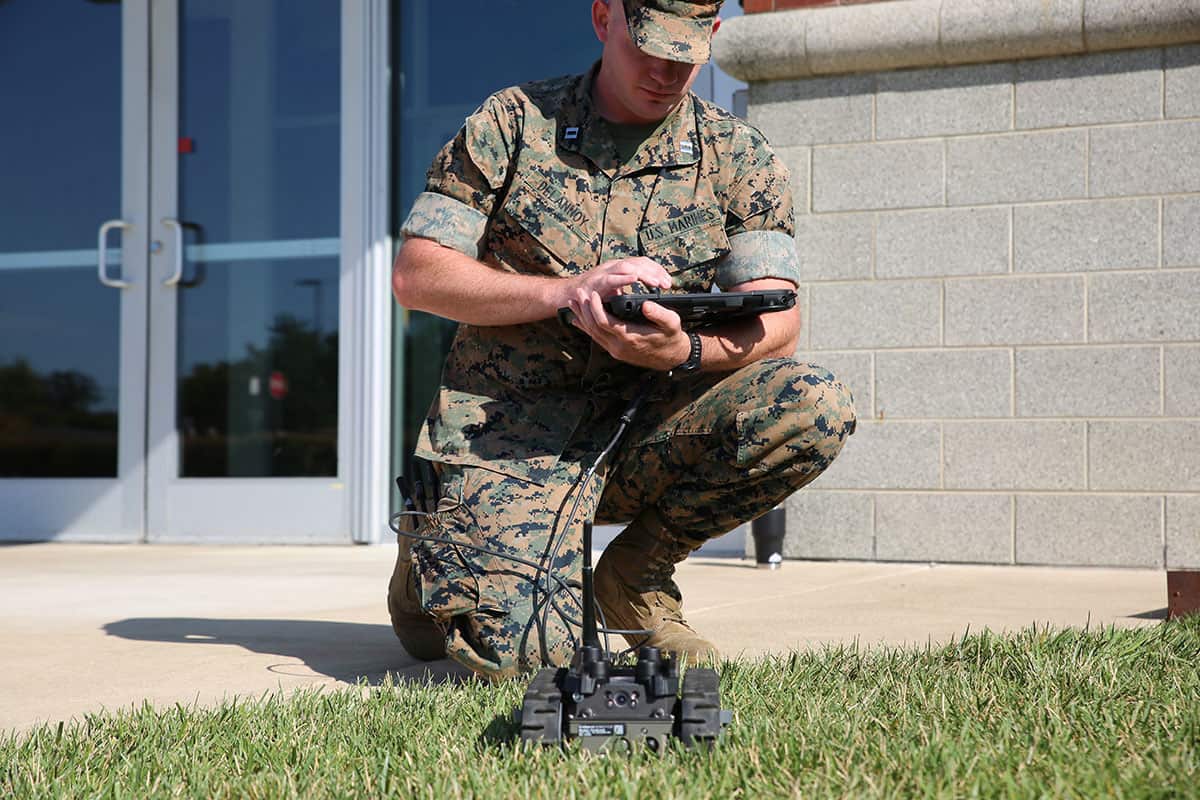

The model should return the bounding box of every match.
[388,0,856,680]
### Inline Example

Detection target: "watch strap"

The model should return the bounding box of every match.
[673,331,702,374]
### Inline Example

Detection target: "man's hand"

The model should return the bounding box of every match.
[394,240,678,328]
[561,256,673,302]
[565,257,691,371]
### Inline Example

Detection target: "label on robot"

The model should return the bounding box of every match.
[577,723,626,737]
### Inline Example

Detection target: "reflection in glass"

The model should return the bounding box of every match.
[177,259,339,477]
[0,1,122,477]
[180,0,340,244]
[0,270,121,477]
[177,0,340,477]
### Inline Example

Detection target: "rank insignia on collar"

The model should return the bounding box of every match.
[564,126,580,140]
[680,139,694,156]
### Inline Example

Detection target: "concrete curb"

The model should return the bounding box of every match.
[714,0,1200,81]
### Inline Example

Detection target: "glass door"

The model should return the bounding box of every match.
[1,0,380,544]
[0,0,149,542]
[145,0,348,541]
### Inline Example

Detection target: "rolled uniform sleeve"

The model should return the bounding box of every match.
[400,93,519,259]
[717,135,800,289]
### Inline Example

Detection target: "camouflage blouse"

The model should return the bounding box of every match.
[401,64,799,484]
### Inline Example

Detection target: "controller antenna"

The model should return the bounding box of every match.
[580,520,601,650]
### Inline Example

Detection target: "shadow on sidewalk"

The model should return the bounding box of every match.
[103,617,474,686]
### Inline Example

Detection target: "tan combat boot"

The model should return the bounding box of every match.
[593,525,719,661]
[387,541,447,661]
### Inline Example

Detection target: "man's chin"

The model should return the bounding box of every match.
[633,95,683,122]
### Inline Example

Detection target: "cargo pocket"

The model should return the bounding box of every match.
[734,402,815,477]
[411,468,509,621]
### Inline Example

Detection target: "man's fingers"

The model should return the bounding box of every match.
[602,269,669,295]
[639,300,682,332]
[631,258,673,290]
[586,287,614,332]
[570,287,688,369]
[580,270,638,300]
[570,289,599,332]
[596,257,673,293]
[600,272,641,295]
[571,289,619,338]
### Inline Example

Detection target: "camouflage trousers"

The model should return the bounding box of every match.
[390,357,856,679]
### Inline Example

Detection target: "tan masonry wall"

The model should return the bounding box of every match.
[715,1,1200,568]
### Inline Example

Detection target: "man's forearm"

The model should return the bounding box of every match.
[392,237,568,326]
[393,236,802,370]
[691,277,801,372]
[694,303,801,373]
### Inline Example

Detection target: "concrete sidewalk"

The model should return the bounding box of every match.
[0,543,1168,734]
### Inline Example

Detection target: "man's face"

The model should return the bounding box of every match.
[592,0,707,124]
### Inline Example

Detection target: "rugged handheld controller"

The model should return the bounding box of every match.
[517,521,732,753]
[606,287,796,325]
[558,287,796,328]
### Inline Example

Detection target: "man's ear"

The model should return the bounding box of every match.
[592,0,611,44]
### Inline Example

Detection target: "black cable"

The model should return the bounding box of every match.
[391,510,587,656]
[389,373,660,664]
[388,513,656,645]
[390,512,582,606]
[461,500,565,655]
[537,374,656,659]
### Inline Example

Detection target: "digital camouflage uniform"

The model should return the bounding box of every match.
[393,62,856,679]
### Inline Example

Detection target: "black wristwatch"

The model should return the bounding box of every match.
[672,331,702,375]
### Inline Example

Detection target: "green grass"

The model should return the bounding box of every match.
[5,619,1200,799]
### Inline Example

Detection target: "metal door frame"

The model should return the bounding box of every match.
[143,0,393,543]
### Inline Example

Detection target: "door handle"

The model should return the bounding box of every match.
[97,219,132,289]
[161,218,184,286]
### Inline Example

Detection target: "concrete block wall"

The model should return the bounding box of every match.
[718,9,1200,568]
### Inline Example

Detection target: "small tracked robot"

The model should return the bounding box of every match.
[517,520,731,752]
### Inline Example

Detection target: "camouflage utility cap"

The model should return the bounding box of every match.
[624,0,723,64]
